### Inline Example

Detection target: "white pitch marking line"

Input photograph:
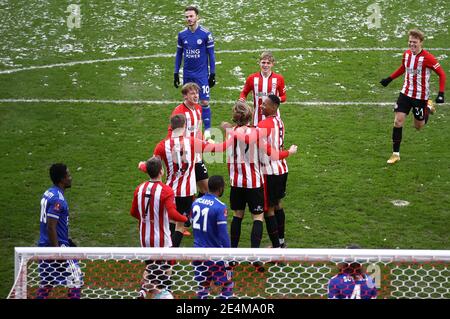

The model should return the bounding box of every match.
[0,98,397,106]
[0,47,449,75]
[0,53,173,75]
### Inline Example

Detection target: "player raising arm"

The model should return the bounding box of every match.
[380,29,446,164]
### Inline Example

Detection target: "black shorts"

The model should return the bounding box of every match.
[264,173,288,207]
[175,196,194,216]
[230,186,265,214]
[195,161,209,182]
[395,93,428,121]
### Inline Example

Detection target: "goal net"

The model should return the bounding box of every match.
[8,247,450,299]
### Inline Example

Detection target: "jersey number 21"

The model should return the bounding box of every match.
[192,204,209,232]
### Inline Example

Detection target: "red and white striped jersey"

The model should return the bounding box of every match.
[168,103,203,139]
[154,136,197,197]
[257,116,288,175]
[240,72,286,126]
[226,126,264,188]
[130,181,176,247]
[390,49,446,100]
[226,127,291,188]
[168,102,203,163]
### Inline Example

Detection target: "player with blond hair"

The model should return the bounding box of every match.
[240,51,286,126]
[380,29,446,164]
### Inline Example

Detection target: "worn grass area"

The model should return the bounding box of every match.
[0,0,449,298]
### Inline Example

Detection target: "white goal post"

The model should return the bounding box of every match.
[9,247,450,299]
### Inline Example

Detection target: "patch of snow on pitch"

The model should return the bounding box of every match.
[390,200,410,207]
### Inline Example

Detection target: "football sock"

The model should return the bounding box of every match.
[275,208,285,243]
[202,105,211,130]
[230,216,242,248]
[251,220,263,248]
[424,106,430,124]
[264,215,280,248]
[392,127,402,153]
[172,230,183,247]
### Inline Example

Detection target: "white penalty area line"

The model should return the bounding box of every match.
[1,47,449,75]
[0,98,396,106]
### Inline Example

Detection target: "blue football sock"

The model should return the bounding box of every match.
[202,105,211,130]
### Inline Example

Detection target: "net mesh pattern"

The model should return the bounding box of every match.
[8,254,450,299]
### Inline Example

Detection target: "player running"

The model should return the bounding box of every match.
[380,29,446,164]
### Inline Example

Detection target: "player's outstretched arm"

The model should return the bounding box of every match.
[138,161,147,173]
[165,194,188,223]
[288,145,298,155]
[220,121,233,130]
[381,61,406,87]
[379,77,392,87]
[261,141,297,161]
[196,137,234,154]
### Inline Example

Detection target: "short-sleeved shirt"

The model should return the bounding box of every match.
[176,26,215,79]
[192,193,230,248]
[328,273,377,299]
[38,186,70,247]
[240,72,286,125]
[399,49,442,100]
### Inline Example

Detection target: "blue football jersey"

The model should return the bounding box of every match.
[328,273,377,299]
[175,25,215,78]
[38,186,70,247]
[192,193,230,248]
